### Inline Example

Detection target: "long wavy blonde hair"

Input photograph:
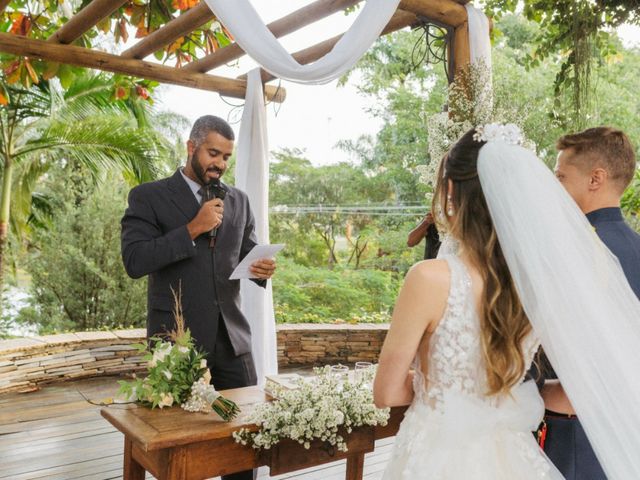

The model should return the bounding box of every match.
[432,129,532,396]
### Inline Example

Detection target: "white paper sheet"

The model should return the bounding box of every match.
[229,244,285,280]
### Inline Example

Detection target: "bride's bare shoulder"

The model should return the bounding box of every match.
[407,259,451,283]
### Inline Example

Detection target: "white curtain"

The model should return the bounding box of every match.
[236,69,278,385]
[203,0,400,84]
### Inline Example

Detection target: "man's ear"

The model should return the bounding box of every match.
[589,167,608,191]
[186,140,195,158]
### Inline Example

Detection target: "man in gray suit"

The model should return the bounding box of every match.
[121,115,275,480]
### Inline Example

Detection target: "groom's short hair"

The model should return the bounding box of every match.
[557,127,636,192]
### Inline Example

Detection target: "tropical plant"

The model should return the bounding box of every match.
[0,72,179,315]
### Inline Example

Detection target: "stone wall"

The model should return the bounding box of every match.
[0,324,389,394]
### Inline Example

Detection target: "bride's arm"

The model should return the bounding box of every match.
[373,260,449,408]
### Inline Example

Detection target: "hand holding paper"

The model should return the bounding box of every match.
[230,244,284,280]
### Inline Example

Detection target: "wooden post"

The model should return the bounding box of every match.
[47,0,128,44]
[122,3,214,59]
[453,20,471,78]
[123,438,145,480]
[345,453,365,480]
[399,0,468,27]
[0,0,11,14]
[0,33,286,102]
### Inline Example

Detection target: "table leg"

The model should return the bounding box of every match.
[345,453,365,480]
[124,437,146,480]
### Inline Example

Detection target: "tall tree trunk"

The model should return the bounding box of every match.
[0,155,13,318]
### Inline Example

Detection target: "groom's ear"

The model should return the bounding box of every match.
[589,167,608,191]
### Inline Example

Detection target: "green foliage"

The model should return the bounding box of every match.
[270,148,395,268]
[483,0,640,129]
[14,171,147,333]
[272,259,401,324]
[118,336,205,409]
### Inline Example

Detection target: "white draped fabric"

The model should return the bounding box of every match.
[235,69,278,384]
[465,4,491,68]
[203,0,400,84]
[465,4,493,117]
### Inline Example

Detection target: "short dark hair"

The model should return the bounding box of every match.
[189,115,235,146]
[557,127,637,191]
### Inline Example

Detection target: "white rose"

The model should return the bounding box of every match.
[158,392,174,408]
[178,345,189,354]
[163,370,172,381]
[200,359,208,369]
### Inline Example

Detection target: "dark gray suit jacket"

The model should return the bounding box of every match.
[121,169,265,356]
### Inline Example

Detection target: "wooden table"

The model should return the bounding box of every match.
[101,386,407,480]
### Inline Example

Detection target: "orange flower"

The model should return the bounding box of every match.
[135,85,149,100]
[115,86,128,100]
[172,0,197,10]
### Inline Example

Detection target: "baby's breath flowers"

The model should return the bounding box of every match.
[233,366,390,452]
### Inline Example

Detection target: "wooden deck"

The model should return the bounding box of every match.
[0,376,395,480]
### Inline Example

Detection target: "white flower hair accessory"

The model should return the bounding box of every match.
[473,123,524,146]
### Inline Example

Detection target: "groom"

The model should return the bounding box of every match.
[543,126,640,479]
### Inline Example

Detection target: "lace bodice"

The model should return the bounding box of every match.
[413,255,539,410]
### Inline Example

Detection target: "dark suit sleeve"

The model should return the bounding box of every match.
[239,195,267,289]
[121,186,196,279]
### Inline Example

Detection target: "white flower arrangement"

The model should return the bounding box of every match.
[233,366,390,452]
[423,60,493,187]
[473,123,524,146]
[117,287,239,421]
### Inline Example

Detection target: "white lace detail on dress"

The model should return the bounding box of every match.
[383,254,558,480]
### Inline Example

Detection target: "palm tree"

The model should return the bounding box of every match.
[0,73,177,314]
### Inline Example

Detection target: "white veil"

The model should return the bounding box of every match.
[476,134,640,479]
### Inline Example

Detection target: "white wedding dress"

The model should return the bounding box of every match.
[382,254,564,479]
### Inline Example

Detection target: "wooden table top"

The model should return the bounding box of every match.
[100,386,267,452]
[101,385,408,453]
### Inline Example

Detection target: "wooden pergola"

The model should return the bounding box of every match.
[0,0,473,103]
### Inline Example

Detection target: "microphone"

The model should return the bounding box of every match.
[203,178,227,248]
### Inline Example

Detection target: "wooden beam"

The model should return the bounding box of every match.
[122,3,214,59]
[183,0,362,73]
[0,33,286,102]
[453,21,470,77]
[255,9,418,83]
[0,0,12,14]
[399,0,467,27]
[47,0,127,44]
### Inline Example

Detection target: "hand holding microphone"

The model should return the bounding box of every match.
[203,179,227,248]
[186,180,227,246]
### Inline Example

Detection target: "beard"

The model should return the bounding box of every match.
[190,148,224,185]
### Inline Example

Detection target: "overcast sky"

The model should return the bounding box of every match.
[150,1,640,167]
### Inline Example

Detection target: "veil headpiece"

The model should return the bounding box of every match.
[475,124,640,479]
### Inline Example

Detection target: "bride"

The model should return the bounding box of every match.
[373,124,640,479]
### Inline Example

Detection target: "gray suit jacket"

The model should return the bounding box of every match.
[121,169,265,356]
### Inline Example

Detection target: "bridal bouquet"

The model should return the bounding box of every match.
[233,366,389,452]
[117,289,239,421]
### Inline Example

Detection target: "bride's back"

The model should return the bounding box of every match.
[414,254,539,410]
